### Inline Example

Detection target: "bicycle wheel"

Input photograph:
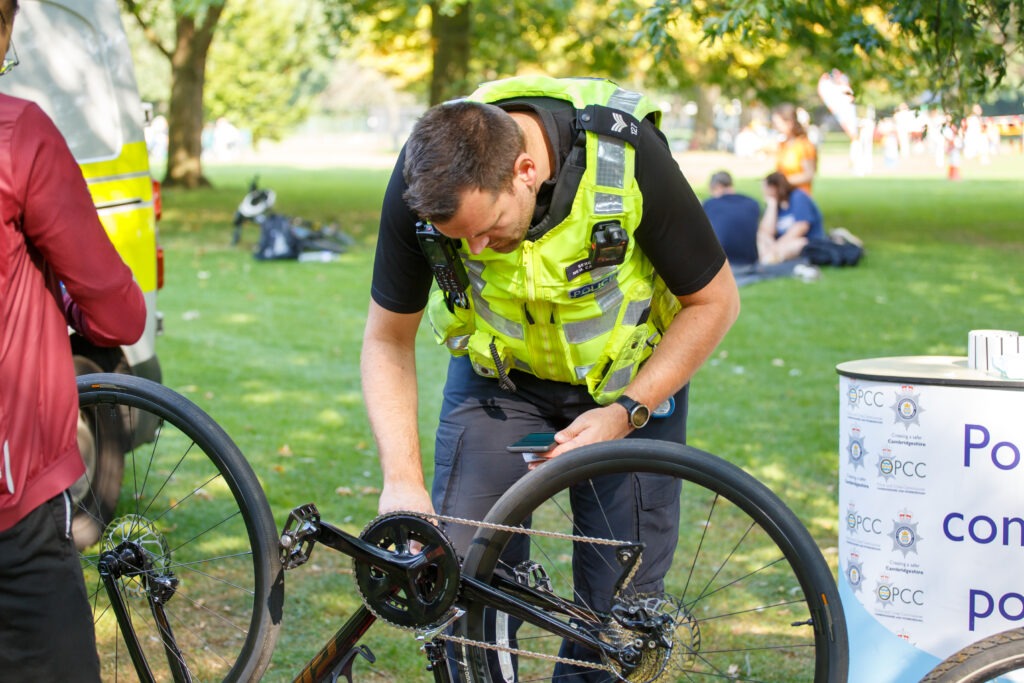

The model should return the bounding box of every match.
[922,627,1024,682]
[76,373,283,682]
[459,439,847,683]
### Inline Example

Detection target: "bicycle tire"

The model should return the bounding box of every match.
[921,627,1024,682]
[76,373,283,682]
[459,439,848,683]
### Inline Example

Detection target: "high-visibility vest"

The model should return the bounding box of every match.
[426,76,680,403]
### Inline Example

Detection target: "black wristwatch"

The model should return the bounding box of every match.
[614,394,650,429]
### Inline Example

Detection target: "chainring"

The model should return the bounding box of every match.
[354,512,460,629]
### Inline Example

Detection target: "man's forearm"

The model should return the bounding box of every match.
[361,341,423,483]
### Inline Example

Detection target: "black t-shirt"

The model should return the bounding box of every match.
[370,98,725,314]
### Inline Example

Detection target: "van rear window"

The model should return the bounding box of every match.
[0,2,128,162]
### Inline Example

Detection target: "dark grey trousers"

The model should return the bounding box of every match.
[432,356,687,682]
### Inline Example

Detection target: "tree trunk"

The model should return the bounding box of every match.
[429,1,472,106]
[163,6,225,188]
[691,86,719,151]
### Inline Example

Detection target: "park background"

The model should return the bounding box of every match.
[116,1,1023,679]
[154,146,1021,680]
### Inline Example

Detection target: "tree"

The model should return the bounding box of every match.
[205,1,336,145]
[122,0,227,188]
[631,0,1024,117]
[122,0,339,188]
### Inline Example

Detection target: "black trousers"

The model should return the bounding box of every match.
[0,491,101,682]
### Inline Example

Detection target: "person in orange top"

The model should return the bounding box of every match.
[772,103,817,194]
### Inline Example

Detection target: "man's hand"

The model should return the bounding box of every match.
[544,404,632,461]
[378,480,435,517]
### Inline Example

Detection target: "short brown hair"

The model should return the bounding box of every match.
[402,101,525,223]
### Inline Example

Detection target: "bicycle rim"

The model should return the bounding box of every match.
[459,439,847,683]
[76,373,282,682]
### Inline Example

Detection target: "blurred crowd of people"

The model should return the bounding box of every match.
[722,100,1021,180]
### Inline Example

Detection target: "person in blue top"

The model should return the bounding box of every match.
[757,171,825,264]
[701,170,759,266]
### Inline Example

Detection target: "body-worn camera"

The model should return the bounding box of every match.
[589,220,628,268]
[416,221,470,310]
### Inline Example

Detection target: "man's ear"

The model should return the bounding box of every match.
[514,153,537,187]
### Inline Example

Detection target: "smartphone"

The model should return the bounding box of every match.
[506,432,558,453]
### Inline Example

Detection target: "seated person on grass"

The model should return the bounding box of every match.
[701,170,760,267]
[703,170,820,285]
[757,171,825,265]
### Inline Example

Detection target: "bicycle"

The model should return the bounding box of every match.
[76,372,849,682]
[921,627,1024,682]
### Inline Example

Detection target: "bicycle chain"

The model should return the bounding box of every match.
[424,512,629,546]
[431,630,616,674]
[353,511,637,675]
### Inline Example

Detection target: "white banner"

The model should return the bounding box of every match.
[838,363,1024,682]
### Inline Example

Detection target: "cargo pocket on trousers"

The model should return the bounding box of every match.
[432,420,466,514]
[634,473,682,592]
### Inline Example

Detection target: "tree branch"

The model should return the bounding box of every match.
[120,0,172,60]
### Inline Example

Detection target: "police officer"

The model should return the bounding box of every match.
[360,75,739,679]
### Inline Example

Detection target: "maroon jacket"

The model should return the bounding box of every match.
[0,94,146,531]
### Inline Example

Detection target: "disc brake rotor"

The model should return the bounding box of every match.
[102,514,171,597]
[354,513,460,629]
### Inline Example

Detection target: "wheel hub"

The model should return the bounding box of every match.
[102,514,171,597]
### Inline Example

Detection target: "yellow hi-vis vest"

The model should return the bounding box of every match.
[426,76,682,404]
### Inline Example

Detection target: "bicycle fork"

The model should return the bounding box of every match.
[98,542,192,683]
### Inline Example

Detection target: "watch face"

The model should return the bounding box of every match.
[631,405,651,428]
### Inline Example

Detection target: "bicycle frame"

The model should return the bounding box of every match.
[280,504,632,683]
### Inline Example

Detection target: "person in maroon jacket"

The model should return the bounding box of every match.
[0,1,147,679]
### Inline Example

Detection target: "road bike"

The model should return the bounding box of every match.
[921,628,1024,682]
[76,372,849,682]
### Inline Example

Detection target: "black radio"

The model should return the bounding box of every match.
[415,221,470,310]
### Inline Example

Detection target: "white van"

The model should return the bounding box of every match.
[0,0,164,546]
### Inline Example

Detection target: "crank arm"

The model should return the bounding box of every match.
[314,518,439,579]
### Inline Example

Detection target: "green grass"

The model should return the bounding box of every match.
[150,153,1023,680]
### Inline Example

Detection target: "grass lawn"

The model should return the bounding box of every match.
[150,150,1022,680]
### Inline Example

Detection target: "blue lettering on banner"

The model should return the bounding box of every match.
[943,512,1024,546]
[964,424,1023,470]
[569,273,614,300]
[969,589,1024,631]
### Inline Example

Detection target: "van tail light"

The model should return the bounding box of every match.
[157,245,165,290]
[152,179,162,221]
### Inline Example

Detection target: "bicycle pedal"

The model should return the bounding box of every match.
[280,503,321,570]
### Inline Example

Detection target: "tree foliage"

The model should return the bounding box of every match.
[629,0,1023,116]
[121,0,337,187]
[205,0,335,144]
